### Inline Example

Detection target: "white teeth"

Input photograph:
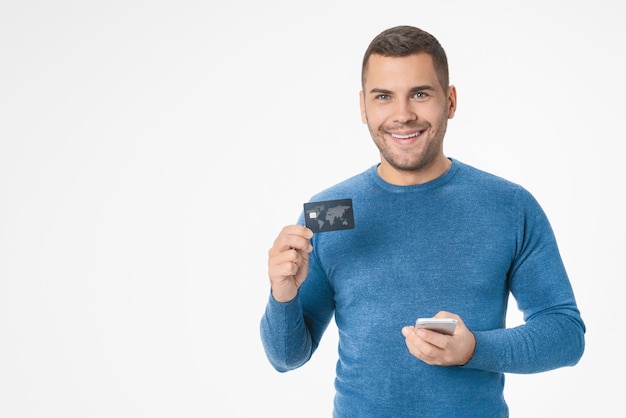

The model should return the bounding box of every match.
[391,132,420,139]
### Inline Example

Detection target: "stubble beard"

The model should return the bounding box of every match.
[370,121,447,173]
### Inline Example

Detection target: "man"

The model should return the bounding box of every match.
[260,25,585,417]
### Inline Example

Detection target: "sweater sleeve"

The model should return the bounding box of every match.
[259,294,313,372]
[260,245,336,372]
[464,188,585,373]
[466,309,584,373]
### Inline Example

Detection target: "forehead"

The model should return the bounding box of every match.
[363,53,439,90]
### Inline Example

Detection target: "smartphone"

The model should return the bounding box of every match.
[415,318,458,335]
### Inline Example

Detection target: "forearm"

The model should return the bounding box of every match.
[259,293,313,372]
[464,308,585,374]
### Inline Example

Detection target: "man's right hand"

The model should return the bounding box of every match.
[267,225,314,303]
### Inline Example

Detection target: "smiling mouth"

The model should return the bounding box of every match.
[391,131,421,139]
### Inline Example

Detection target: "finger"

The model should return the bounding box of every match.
[269,260,299,279]
[411,338,447,365]
[271,230,313,254]
[416,328,452,349]
[269,248,308,279]
[279,224,314,240]
[433,311,461,322]
[270,244,308,265]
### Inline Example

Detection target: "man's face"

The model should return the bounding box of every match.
[360,53,456,184]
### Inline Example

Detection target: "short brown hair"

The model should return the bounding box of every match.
[361,25,449,89]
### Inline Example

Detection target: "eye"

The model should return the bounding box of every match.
[375,94,390,101]
[413,92,428,99]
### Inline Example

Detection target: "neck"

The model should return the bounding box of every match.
[377,157,451,186]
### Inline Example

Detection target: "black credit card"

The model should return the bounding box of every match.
[303,198,355,233]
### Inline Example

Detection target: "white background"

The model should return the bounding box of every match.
[1,1,623,417]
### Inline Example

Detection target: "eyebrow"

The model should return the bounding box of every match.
[410,85,436,94]
[368,85,436,95]
[368,88,393,95]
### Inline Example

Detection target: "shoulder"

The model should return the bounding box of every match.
[451,159,544,215]
[307,165,378,202]
[453,159,531,196]
[453,159,516,187]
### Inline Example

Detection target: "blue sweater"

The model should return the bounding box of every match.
[260,159,585,417]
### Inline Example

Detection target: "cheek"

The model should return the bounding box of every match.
[363,107,387,128]
[425,108,448,126]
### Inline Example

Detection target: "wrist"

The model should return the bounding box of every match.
[271,286,298,303]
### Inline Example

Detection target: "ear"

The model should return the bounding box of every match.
[359,90,367,124]
[447,85,457,119]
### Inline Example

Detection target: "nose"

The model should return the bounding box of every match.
[392,99,417,125]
